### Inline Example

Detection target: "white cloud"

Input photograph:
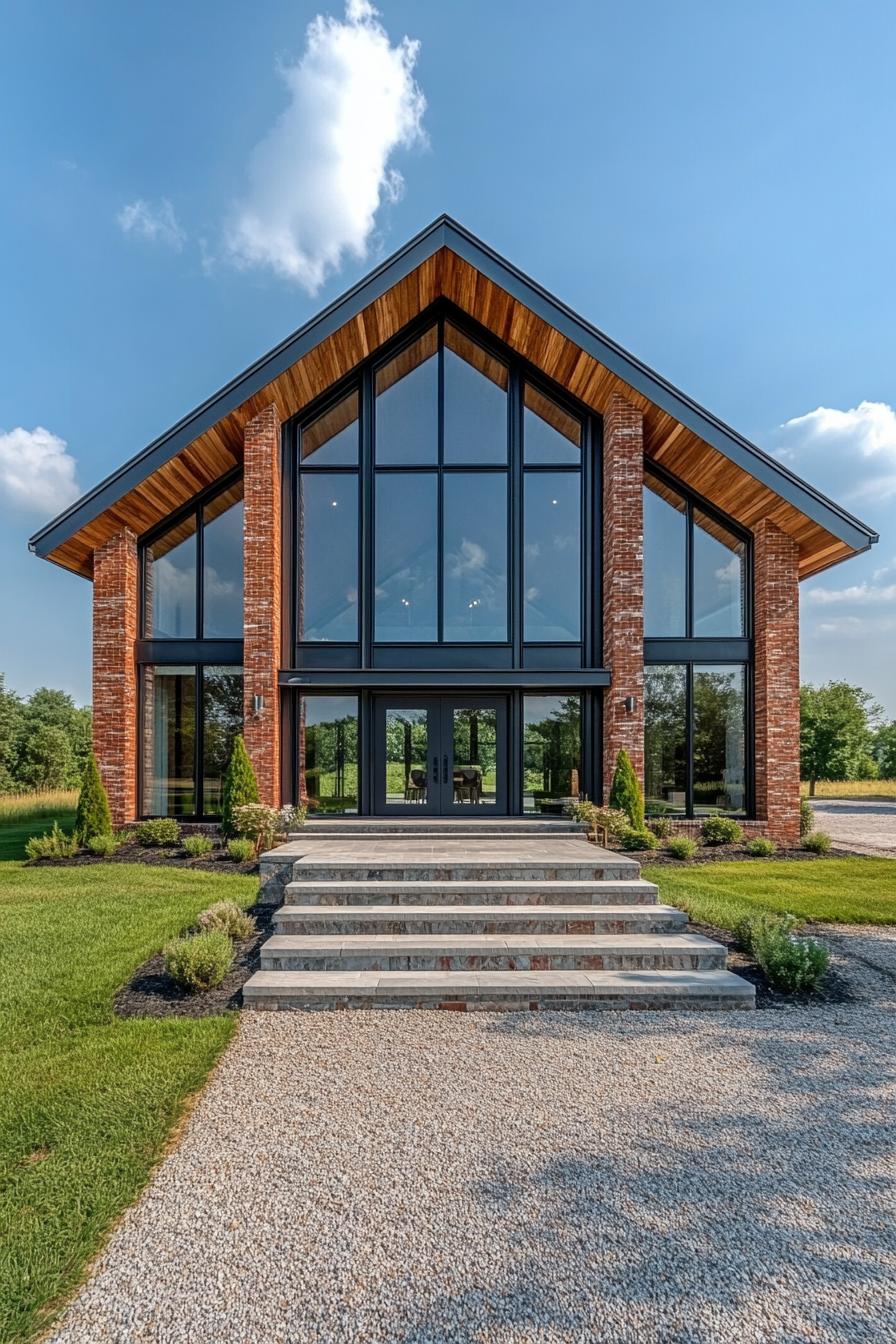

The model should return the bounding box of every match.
[774,400,896,508]
[117,198,186,250]
[0,426,79,516]
[224,0,425,292]
[804,582,896,606]
[814,615,896,639]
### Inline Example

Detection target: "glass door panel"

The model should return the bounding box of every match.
[374,696,508,814]
[376,701,438,813]
[449,705,499,808]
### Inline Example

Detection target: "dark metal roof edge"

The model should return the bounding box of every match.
[30,212,878,560]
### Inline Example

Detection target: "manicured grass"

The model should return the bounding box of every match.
[643,858,896,931]
[0,861,256,1344]
[0,793,79,862]
[800,779,896,798]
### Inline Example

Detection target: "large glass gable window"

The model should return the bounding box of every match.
[143,477,244,639]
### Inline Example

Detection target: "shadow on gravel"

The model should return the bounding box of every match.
[393,1011,895,1343]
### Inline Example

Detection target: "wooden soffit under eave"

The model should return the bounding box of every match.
[48,245,852,579]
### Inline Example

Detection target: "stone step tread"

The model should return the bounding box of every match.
[261,932,722,954]
[243,968,755,1000]
[274,901,681,922]
[285,879,657,894]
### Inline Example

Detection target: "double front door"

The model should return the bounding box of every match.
[374,696,508,814]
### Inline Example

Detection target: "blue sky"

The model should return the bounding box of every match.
[1,0,894,714]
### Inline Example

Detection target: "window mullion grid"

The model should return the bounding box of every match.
[685,661,695,820]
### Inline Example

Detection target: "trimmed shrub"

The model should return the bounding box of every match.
[221,736,260,838]
[749,915,829,993]
[233,803,280,853]
[608,750,644,829]
[197,900,256,941]
[666,835,697,860]
[183,834,214,858]
[25,821,77,860]
[226,838,255,863]
[164,930,234,993]
[745,836,776,858]
[647,817,674,840]
[799,797,814,838]
[700,815,744,846]
[618,826,657,852]
[87,832,120,857]
[74,752,112,843]
[803,830,832,855]
[136,817,180,847]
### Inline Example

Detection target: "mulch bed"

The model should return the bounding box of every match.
[115,902,275,1019]
[686,917,856,1009]
[33,839,259,876]
[623,844,866,865]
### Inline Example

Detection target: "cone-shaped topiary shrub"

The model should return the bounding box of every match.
[608,749,644,829]
[74,752,112,843]
[221,735,260,837]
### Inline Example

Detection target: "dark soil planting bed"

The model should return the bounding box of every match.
[34,837,258,876]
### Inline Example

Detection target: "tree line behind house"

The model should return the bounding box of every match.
[0,671,894,799]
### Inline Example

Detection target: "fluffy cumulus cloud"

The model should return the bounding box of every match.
[224,0,426,292]
[775,400,896,507]
[117,198,186,250]
[0,426,80,516]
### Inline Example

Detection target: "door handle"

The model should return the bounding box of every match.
[431,755,439,784]
[442,755,449,784]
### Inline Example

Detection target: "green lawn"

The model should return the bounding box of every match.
[644,857,896,931]
[0,793,78,862]
[0,861,256,1344]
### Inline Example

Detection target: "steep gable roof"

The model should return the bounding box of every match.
[29,215,877,578]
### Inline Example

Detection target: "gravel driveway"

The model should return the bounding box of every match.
[47,1007,895,1344]
[809,797,896,856]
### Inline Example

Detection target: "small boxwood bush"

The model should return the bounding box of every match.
[226,838,255,863]
[135,817,181,847]
[803,830,832,855]
[87,832,121,857]
[700,815,744,846]
[666,835,697,860]
[647,817,674,840]
[164,930,234,993]
[745,836,777,858]
[618,826,658,852]
[25,822,77,860]
[197,900,256,941]
[799,797,814,837]
[750,915,829,993]
[183,834,214,858]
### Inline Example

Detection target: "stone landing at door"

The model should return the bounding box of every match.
[243,820,755,1011]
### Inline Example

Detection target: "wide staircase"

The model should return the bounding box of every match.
[242,819,755,1011]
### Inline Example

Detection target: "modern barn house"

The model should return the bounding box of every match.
[30,217,877,845]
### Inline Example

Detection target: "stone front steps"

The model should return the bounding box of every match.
[272,903,688,936]
[244,823,755,1012]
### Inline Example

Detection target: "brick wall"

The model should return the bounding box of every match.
[243,403,282,808]
[602,393,645,799]
[92,529,138,827]
[753,518,801,844]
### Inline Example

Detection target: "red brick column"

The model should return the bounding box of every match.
[753,519,801,844]
[92,529,138,826]
[602,393,645,798]
[243,403,282,807]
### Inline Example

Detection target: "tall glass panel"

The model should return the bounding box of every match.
[202,667,243,813]
[301,391,359,464]
[375,473,438,641]
[524,473,581,640]
[451,707,498,807]
[384,707,429,805]
[443,324,508,464]
[202,482,244,638]
[522,695,581,813]
[299,695,359,814]
[144,518,197,638]
[524,385,582,464]
[298,474,359,641]
[143,666,195,816]
[693,510,746,636]
[375,327,438,464]
[643,477,687,637]
[443,472,508,641]
[644,665,687,816]
[693,664,746,815]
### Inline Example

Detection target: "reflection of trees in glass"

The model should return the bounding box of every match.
[644,665,686,810]
[523,696,580,801]
[452,708,497,779]
[202,668,243,812]
[693,668,745,811]
[303,708,359,809]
